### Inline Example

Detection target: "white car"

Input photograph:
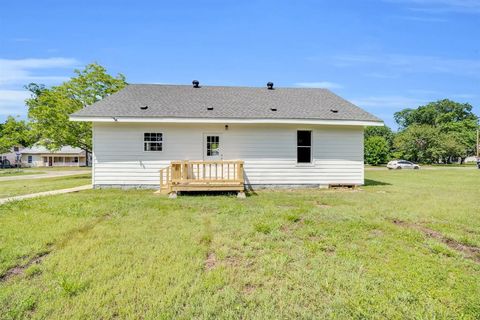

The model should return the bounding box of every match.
[387,160,420,170]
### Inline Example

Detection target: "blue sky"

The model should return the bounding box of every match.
[0,0,479,128]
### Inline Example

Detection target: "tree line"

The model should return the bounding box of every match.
[365,100,479,165]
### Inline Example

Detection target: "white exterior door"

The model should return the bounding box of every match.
[204,134,222,160]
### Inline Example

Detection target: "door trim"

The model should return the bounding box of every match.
[203,133,223,161]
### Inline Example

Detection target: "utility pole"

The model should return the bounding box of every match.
[477,129,480,169]
[477,128,479,159]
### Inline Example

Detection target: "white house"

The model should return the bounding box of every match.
[70,82,383,191]
[19,145,87,167]
[0,146,22,167]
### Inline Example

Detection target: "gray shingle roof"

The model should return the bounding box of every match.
[21,145,84,154]
[71,84,382,123]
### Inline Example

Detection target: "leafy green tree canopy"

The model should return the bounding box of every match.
[394,99,478,163]
[0,116,34,154]
[364,136,390,165]
[394,99,477,129]
[364,125,395,165]
[365,126,395,146]
[26,63,127,153]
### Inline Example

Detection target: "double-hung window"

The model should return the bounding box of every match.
[297,130,312,163]
[144,133,163,151]
[28,155,33,164]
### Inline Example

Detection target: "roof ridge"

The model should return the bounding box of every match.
[126,83,332,90]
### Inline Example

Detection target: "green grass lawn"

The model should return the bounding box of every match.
[1,169,479,319]
[16,166,91,172]
[0,174,91,199]
[0,170,45,177]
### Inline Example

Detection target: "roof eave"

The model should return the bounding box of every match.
[69,116,383,126]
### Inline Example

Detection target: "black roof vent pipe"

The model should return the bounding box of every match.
[192,80,200,88]
[267,82,274,90]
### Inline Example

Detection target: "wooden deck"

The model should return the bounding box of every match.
[158,160,245,195]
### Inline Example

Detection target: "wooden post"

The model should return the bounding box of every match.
[181,162,186,181]
[166,167,170,187]
[236,161,244,182]
[240,162,244,181]
[160,169,163,191]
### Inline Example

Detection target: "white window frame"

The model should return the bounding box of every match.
[203,133,223,160]
[296,130,313,166]
[143,132,163,152]
[27,155,33,164]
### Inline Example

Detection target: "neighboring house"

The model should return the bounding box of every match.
[465,156,478,163]
[0,146,22,167]
[70,82,383,190]
[20,145,87,167]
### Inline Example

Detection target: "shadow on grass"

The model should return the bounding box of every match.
[364,179,391,186]
[178,191,239,197]
[176,190,259,198]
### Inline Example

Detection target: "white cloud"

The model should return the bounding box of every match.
[408,89,476,99]
[351,96,427,109]
[333,53,480,77]
[394,15,449,21]
[450,93,477,99]
[0,57,78,86]
[294,81,343,89]
[0,57,79,118]
[0,90,31,116]
[384,0,480,13]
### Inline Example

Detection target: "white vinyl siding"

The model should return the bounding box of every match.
[92,122,364,186]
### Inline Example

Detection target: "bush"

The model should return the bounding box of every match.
[365,136,390,165]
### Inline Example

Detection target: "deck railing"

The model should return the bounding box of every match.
[159,160,244,193]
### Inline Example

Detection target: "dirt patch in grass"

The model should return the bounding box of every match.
[277,205,298,210]
[369,229,384,237]
[392,219,480,263]
[56,214,112,249]
[281,217,305,233]
[0,250,50,282]
[243,284,256,294]
[224,255,255,269]
[327,186,362,192]
[315,201,332,209]
[205,252,217,271]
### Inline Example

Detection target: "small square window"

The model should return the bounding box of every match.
[144,133,163,151]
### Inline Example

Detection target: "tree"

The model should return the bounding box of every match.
[393,124,444,163]
[365,126,395,145]
[394,99,479,163]
[26,63,127,161]
[364,125,395,164]
[0,116,34,154]
[365,136,390,165]
[394,99,477,129]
